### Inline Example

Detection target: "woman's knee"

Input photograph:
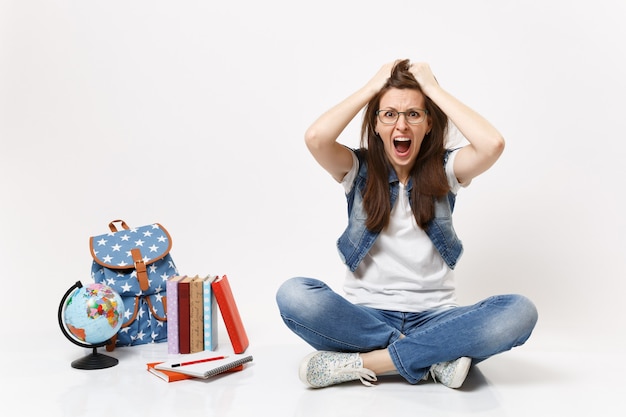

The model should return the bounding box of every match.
[510,294,539,331]
[492,294,538,346]
[276,277,322,313]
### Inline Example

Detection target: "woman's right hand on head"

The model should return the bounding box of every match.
[365,60,398,94]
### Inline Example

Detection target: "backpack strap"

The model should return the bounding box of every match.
[108,219,130,232]
[105,335,117,352]
[131,248,149,291]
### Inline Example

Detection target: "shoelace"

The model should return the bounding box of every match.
[429,362,451,385]
[333,360,377,387]
[429,368,440,384]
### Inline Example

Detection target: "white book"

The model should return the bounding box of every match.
[154,351,253,379]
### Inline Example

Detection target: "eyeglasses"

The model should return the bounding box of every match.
[376,109,428,125]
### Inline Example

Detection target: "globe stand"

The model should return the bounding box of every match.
[71,347,119,370]
[58,281,122,370]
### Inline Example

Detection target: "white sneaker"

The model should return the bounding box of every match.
[429,357,472,389]
[299,351,377,388]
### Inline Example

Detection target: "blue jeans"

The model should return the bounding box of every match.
[276,277,538,384]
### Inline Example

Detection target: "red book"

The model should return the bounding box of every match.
[211,275,249,353]
[177,276,194,354]
[147,362,195,382]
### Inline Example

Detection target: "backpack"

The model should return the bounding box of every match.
[89,220,178,349]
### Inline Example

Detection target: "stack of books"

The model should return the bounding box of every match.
[166,274,217,354]
[148,274,251,382]
[166,274,249,355]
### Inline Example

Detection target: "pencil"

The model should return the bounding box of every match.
[171,355,227,367]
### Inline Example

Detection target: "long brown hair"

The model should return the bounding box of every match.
[360,59,450,232]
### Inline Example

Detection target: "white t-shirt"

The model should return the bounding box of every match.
[341,149,464,313]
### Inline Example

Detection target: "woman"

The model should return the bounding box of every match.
[276,59,537,389]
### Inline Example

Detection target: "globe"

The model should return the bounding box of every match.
[58,281,125,369]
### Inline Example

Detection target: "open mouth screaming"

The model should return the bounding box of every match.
[393,138,411,155]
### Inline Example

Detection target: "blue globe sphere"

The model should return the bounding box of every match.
[62,282,124,345]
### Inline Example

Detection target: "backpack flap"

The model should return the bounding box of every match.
[90,222,174,293]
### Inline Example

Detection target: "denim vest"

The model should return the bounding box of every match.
[337,149,463,272]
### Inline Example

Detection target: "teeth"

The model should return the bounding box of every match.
[394,138,410,142]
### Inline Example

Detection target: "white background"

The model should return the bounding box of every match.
[1,0,624,359]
